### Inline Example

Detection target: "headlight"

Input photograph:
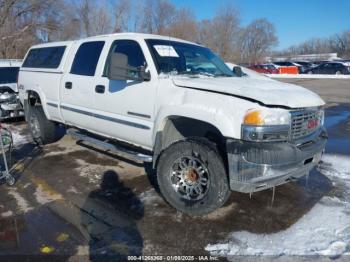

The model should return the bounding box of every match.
[243,109,291,125]
[242,108,291,142]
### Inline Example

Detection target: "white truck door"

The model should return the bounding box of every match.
[92,39,156,149]
[60,41,105,129]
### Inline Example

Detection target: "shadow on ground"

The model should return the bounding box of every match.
[81,170,144,261]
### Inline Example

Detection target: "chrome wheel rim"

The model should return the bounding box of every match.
[170,155,210,201]
[29,115,41,138]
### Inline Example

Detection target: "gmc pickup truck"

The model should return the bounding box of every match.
[18,33,327,215]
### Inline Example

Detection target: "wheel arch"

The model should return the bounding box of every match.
[153,115,228,169]
[23,89,50,120]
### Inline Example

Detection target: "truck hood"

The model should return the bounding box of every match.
[172,77,325,108]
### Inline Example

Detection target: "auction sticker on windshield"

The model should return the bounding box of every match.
[154,45,179,57]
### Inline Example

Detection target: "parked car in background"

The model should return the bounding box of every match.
[291,61,316,74]
[294,61,317,68]
[313,60,330,65]
[304,62,350,75]
[0,59,24,119]
[272,61,299,74]
[335,60,350,66]
[226,62,272,80]
[248,64,279,74]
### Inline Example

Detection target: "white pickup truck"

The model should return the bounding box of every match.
[18,33,327,215]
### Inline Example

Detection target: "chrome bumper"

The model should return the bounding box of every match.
[226,127,328,193]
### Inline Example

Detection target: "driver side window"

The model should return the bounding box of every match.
[104,40,146,77]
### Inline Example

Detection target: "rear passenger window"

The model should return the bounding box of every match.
[22,46,66,68]
[70,41,105,76]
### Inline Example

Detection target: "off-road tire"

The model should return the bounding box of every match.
[156,138,230,215]
[28,106,57,145]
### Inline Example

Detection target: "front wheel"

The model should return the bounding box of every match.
[156,139,230,215]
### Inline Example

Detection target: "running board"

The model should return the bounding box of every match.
[67,128,153,163]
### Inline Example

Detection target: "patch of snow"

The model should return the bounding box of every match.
[11,131,29,146]
[139,189,162,206]
[267,74,350,79]
[317,154,350,181]
[8,189,33,213]
[2,124,31,147]
[44,146,80,156]
[67,186,79,194]
[206,154,350,258]
[75,245,89,256]
[22,183,31,189]
[75,159,117,184]
[1,210,13,217]
[34,184,63,205]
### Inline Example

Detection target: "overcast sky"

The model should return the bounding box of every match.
[170,0,350,50]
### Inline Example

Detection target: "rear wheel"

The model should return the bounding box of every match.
[28,106,57,145]
[156,139,230,215]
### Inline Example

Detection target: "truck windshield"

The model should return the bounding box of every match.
[0,67,19,84]
[146,39,234,77]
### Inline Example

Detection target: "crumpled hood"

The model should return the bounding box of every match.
[172,77,325,108]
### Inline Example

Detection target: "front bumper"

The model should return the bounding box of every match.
[226,127,328,193]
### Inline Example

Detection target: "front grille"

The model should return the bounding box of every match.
[291,110,321,140]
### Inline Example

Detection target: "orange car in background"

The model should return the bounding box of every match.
[273,62,299,74]
[248,64,279,74]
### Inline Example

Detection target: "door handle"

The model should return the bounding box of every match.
[95,85,105,94]
[65,82,72,89]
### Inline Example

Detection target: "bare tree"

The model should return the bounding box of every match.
[329,30,350,58]
[139,0,176,34]
[198,5,240,61]
[113,0,131,32]
[166,8,198,42]
[0,0,60,58]
[278,28,350,59]
[240,18,278,64]
[154,0,176,34]
[76,0,112,37]
[0,0,285,64]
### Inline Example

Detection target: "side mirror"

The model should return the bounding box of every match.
[108,52,129,80]
[233,66,243,77]
[107,52,150,81]
[138,65,151,81]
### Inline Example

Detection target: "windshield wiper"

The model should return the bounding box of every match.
[177,71,215,77]
[214,73,234,77]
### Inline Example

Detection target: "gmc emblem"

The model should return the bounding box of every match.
[307,119,319,129]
